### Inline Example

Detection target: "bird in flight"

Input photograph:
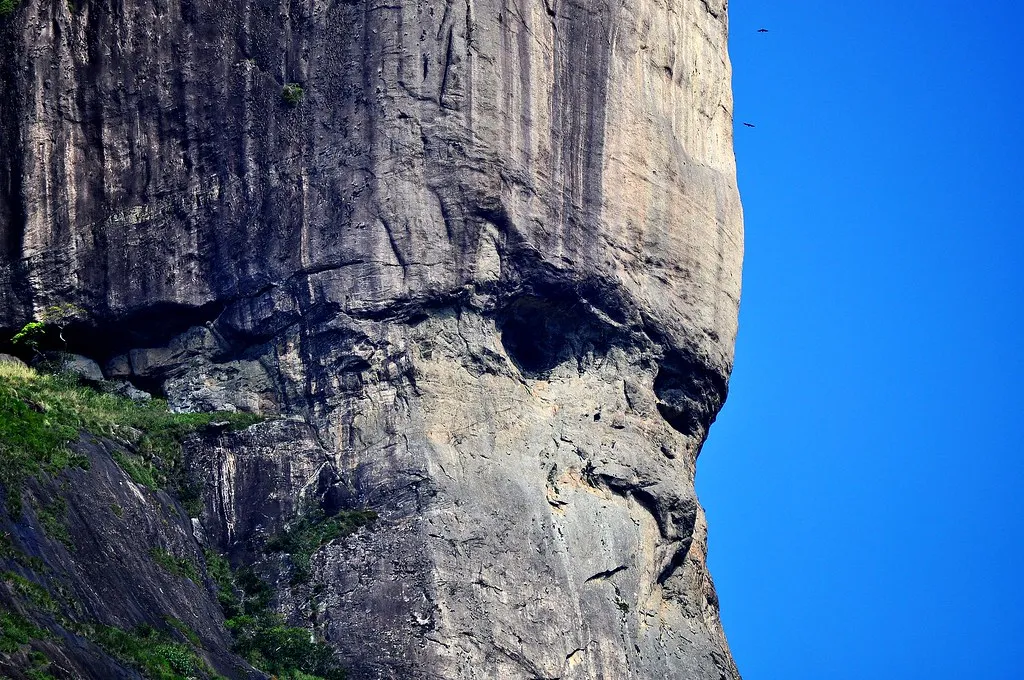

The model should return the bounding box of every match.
[743,122,756,128]
[757,28,769,33]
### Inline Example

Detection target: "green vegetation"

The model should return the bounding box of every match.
[174,477,206,519]
[0,531,46,572]
[0,362,260,513]
[36,497,72,548]
[11,322,46,355]
[204,549,241,615]
[282,83,305,106]
[0,363,88,513]
[265,508,377,584]
[89,623,215,680]
[0,0,21,19]
[206,550,346,680]
[11,305,85,357]
[163,616,201,646]
[0,610,48,654]
[25,649,58,680]
[2,567,217,680]
[2,571,58,612]
[0,583,60,678]
[111,449,158,488]
[0,343,362,680]
[198,507,375,677]
[149,548,200,584]
[227,614,344,680]
[1,530,215,679]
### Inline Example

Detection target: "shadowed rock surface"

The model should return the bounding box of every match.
[0,0,743,676]
[0,435,266,680]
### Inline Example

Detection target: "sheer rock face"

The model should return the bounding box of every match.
[0,0,743,676]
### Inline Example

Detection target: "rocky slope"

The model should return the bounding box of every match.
[0,0,743,676]
[0,424,264,680]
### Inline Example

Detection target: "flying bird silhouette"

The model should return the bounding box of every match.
[743,122,756,128]
[757,28,769,33]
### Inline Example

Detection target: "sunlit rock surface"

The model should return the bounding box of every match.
[0,0,743,675]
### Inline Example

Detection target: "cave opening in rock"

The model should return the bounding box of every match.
[497,296,613,378]
[652,354,728,438]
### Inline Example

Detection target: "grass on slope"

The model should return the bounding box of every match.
[205,550,347,680]
[265,508,378,584]
[0,362,260,513]
[88,623,220,680]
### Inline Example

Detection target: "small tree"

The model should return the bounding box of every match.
[10,304,85,358]
[0,0,21,18]
[281,83,304,107]
[10,321,45,355]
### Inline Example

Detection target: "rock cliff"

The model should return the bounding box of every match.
[0,0,743,676]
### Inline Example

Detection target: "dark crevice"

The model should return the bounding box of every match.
[62,300,227,364]
[472,196,514,235]
[653,350,728,438]
[496,294,616,377]
[584,564,628,583]
[438,25,455,106]
[629,488,694,557]
[0,23,31,320]
[656,538,694,585]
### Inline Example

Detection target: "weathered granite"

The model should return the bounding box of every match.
[0,0,743,676]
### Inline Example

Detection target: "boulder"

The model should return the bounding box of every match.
[55,353,105,383]
[0,353,27,368]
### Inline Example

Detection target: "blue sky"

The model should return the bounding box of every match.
[697,1,1024,678]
